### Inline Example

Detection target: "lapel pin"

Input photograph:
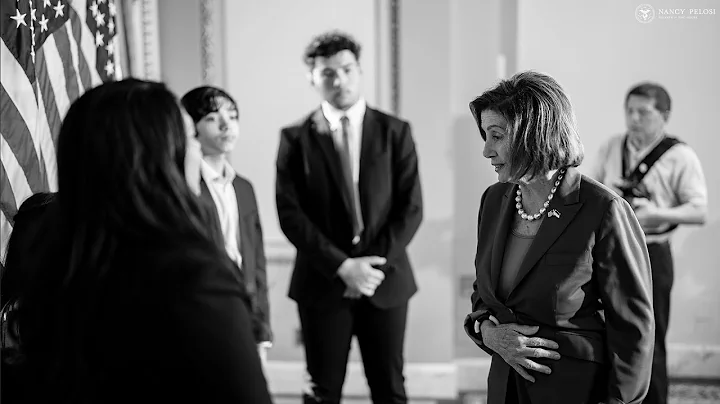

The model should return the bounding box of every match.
[548,209,561,219]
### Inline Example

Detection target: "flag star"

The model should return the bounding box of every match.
[105,39,115,55]
[94,11,105,27]
[43,0,51,7]
[98,0,106,4]
[39,14,49,32]
[108,2,116,16]
[108,18,115,34]
[30,6,37,21]
[89,1,99,17]
[10,9,27,28]
[95,30,104,47]
[104,59,114,76]
[53,1,65,18]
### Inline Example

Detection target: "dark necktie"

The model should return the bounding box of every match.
[339,116,364,244]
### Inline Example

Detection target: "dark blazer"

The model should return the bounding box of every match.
[276,107,423,308]
[200,175,271,343]
[463,168,654,404]
[2,201,272,403]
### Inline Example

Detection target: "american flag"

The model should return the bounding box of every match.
[0,0,122,266]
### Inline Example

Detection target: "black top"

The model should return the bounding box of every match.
[2,195,272,404]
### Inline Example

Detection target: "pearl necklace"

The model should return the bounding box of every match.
[515,168,566,221]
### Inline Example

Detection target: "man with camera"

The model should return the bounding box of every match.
[590,82,707,404]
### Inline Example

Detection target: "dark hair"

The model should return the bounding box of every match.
[469,71,584,181]
[303,30,361,69]
[180,86,238,123]
[16,78,222,397]
[625,82,671,115]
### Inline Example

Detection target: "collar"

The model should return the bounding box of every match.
[200,159,236,186]
[321,98,366,131]
[627,132,665,154]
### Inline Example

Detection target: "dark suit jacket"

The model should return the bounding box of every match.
[2,200,272,403]
[463,168,654,404]
[200,176,271,343]
[276,107,423,308]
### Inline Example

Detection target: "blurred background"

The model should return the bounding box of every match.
[2,0,718,402]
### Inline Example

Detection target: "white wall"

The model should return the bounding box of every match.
[517,0,720,347]
[157,0,203,92]
[155,0,720,392]
[223,0,378,246]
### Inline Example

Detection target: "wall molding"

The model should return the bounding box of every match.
[120,0,160,80]
[389,0,400,115]
[374,0,400,115]
[265,343,719,400]
[139,0,161,80]
[199,0,225,86]
[455,343,720,392]
[265,360,457,399]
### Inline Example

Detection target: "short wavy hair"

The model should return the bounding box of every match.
[469,71,584,181]
[303,30,361,69]
[626,82,671,115]
[181,86,238,123]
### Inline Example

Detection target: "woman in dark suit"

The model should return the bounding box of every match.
[464,71,654,404]
[1,79,272,403]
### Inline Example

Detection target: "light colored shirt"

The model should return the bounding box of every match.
[201,160,243,267]
[498,229,535,301]
[589,133,708,243]
[322,99,367,244]
[321,98,366,183]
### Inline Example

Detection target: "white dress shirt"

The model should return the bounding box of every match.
[322,99,366,244]
[200,159,243,268]
[321,98,366,183]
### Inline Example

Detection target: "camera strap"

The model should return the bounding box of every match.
[621,134,683,185]
[621,134,683,235]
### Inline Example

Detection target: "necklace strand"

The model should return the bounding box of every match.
[516,168,566,221]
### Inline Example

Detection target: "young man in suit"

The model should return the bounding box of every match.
[181,87,272,363]
[275,31,423,404]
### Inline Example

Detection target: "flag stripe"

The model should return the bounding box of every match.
[0,153,18,225]
[0,209,12,263]
[35,89,58,191]
[0,0,121,266]
[49,22,80,105]
[0,84,47,193]
[36,42,66,148]
[68,8,93,91]
[64,23,87,95]
[0,40,41,157]
[0,132,32,218]
[71,1,103,86]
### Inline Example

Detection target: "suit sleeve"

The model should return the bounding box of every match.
[593,197,654,404]
[464,188,495,356]
[247,185,272,344]
[275,128,349,278]
[362,122,423,264]
[173,260,273,403]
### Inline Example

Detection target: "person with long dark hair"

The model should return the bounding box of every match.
[1,78,272,403]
